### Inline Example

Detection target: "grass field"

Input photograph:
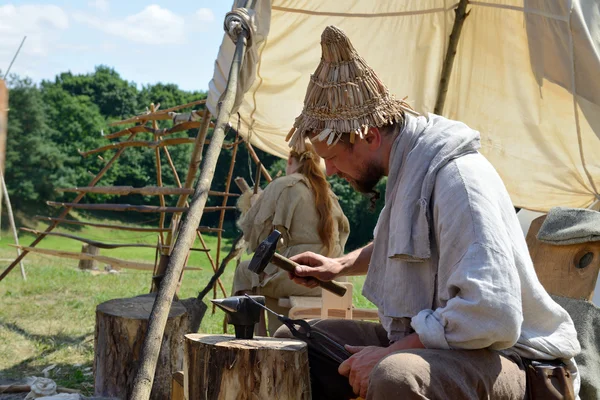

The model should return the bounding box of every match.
[0,214,372,395]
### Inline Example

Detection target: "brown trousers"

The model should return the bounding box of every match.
[274,319,527,400]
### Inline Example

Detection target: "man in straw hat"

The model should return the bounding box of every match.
[275,26,580,399]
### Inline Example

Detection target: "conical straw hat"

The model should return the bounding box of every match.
[286,25,416,150]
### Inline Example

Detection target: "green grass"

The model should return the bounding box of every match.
[0,215,373,394]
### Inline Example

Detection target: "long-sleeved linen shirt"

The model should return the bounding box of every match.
[364,115,581,394]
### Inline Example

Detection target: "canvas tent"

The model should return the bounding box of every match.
[208,0,600,212]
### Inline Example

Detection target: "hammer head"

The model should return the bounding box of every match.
[248,230,281,274]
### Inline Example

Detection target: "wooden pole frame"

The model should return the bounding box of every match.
[130,27,249,399]
[0,132,139,282]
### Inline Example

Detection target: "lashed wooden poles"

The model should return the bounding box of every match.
[109,99,207,127]
[11,246,200,271]
[150,103,167,245]
[163,108,211,250]
[46,202,235,213]
[161,143,227,297]
[213,131,240,305]
[56,186,237,197]
[78,137,198,157]
[129,31,248,400]
[0,132,138,282]
[19,228,209,252]
[434,0,470,115]
[33,216,222,233]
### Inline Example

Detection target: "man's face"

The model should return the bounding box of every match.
[310,136,384,194]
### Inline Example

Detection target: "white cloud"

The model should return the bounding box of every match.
[195,8,215,23]
[88,0,109,13]
[73,5,185,45]
[0,4,69,60]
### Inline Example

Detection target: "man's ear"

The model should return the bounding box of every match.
[364,127,382,150]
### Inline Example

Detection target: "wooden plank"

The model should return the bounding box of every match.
[56,186,238,197]
[33,216,223,233]
[46,202,236,213]
[526,215,600,300]
[12,246,202,271]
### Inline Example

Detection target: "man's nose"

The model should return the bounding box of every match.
[324,160,338,176]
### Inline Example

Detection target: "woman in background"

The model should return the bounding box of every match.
[232,143,350,335]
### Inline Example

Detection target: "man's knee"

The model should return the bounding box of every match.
[273,324,293,339]
[368,352,429,399]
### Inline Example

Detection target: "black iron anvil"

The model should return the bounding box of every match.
[211,295,265,339]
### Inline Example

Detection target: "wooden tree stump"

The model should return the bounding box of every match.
[184,334,311,400]
[94,294,189,400]
[78,243,99,270]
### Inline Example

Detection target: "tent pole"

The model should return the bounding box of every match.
[129,24,250,400]
[434,0,470,115]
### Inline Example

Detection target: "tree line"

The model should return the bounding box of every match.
[3,66,383,250]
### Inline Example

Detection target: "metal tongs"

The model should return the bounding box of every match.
[244,294,351,364]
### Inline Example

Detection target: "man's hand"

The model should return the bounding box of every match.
[338,345,390,399]
[338,333,425,398]
[288,252,344,288]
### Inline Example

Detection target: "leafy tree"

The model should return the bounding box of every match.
[4,76,69,207]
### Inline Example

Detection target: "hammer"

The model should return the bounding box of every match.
[248,230,347,297]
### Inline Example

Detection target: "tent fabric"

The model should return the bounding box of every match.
[207,0,600,212]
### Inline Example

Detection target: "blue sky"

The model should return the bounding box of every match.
[0,1,233,92]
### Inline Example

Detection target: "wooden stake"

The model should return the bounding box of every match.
[234,177,251,192]
[0,80,8,188]
[130,32,249,400]
[0,171,25,280]
[434,0,470,115]
[0,132,139,282]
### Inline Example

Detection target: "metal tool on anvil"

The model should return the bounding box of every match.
[244,294,351,364]
[211,295,266,340]
[248,230,348,297]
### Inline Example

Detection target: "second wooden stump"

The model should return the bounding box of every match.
[185,334,311,400]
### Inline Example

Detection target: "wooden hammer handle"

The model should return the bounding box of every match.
[271,253,347,297]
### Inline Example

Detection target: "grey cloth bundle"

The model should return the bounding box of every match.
[552,295,600,400]
[537,207,600,245]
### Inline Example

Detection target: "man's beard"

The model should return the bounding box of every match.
[345,162,384,210]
